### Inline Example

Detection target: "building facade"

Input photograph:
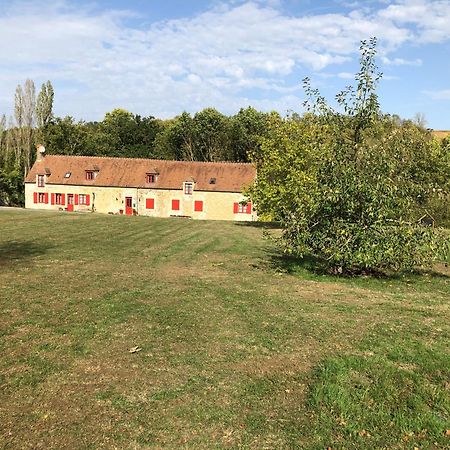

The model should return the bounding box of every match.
[24,152,257,221]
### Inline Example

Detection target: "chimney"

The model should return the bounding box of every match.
[36,144,46,162]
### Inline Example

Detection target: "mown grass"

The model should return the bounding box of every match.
[0,209,448,449]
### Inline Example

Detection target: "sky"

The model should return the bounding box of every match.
[0,0,449,129]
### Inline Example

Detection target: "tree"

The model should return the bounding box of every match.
[248,38,448,274]
[42,116,88,155]
[14,79,36,176]
[192,108,230,161]
[229,107,269,162]
[36,81,54,128]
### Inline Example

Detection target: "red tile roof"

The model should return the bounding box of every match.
[25,155,256,193]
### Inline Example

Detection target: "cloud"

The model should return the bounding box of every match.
[422,89,450,100]
[378,0,450,43]
[381,56,422,66]
[0,0,448,120]
[337,72,355,79]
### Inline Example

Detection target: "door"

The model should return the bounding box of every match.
[125,197,133,215]
[67,194,74,212]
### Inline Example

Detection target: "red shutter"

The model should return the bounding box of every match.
[51,193,55,205]
[85,194,90,206]
[61,194,65,205]
[33,192,37,204]
[233,202,239,213]
[246,202,252,214]
[194,200,203,212]
[172,199,180,211]
[146,198,154,209]
[75,194,79,205]
[44,193,49,204]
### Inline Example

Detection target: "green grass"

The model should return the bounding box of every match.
[0,209,449,449]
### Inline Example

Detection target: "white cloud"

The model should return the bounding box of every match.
[381,56,422,66]
[378,0,450,43]
[0,0,448,120]
[422,89,450,100]
[337,72,355,79]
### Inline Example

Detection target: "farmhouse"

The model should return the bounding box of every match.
[24,147,257,221]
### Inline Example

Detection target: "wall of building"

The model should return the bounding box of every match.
[25,183,256,221]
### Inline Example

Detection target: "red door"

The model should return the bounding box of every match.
[67,194,74,211]
[125,197,133,215]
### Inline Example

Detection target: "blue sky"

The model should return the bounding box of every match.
[0,0,449,128]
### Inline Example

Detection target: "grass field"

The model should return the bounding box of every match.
[0,209,449,449]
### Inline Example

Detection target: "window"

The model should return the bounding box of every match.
[34,192,49,204]
[194,200,203,212]
[85,171,94,180]
[184,182,193,195]
[146,198,155,209]
[37,175,45,187]
[64,172,71,178]
[233,202,252,214]
[38,192,47,203]
[55,193,64,205]
[209,178,216,184]
[79,194,89,205]
[146,173,157,183]
[172,199,180,211]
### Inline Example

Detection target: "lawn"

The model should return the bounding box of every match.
[0,209,449,449]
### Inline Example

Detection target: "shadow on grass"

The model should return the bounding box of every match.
[234,221,281,230]
[265,249,449,283]
[0,240,52,266]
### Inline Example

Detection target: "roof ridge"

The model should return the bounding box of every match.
[46,154,253,165]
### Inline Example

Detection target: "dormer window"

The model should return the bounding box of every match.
[209,178,216,184]
[37,174,45,187]
[184,182,194,195]
[64,172,71,179]
[146,173,157,183]
[86,171,94,180]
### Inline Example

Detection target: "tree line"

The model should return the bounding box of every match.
[0,81,270,205]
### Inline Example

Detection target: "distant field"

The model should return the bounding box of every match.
[0,209,449,449]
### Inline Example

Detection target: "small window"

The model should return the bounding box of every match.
[184,182,193,195]
[194,200,203,212]
[209,178,216,184]
[37,175,45,187]
[64,172,71,178]
[172,199,180,211]
[233,202,252,214]
[79,194,89,205]
[38,192,47,203]
[85,171,94,180]
[146,173,157,183]
[55,193,64,205]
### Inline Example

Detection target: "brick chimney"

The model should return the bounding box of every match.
[36,144,46,162]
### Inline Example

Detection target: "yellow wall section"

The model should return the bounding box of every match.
[25,183,256,221]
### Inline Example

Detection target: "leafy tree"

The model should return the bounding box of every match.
[193,108,231,161]
[248,38,448,274]
[0,167,24,206]
[41,116,86,155]
[229,107,269,162]
[36,81,54,128]
[14,79,36,176]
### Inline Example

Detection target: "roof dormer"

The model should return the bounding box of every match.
[146,168,159,184]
